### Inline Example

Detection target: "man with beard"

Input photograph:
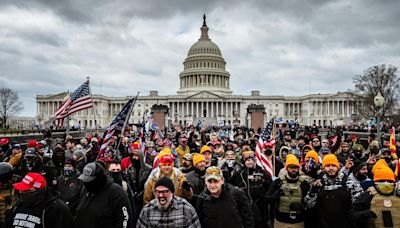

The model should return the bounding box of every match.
[75,162,133,228]
[349,163,400,227]
[186,153,206,205]
[200,145,217,167]
[231,151,271,228]
[266,154,310,227]
[311,137,321,153]
[137,177,201,227]
[346,162,371,203]
[337,142,351,167]
[3,172,73,228]
[57,158,83,215]
[179,153,194,174]
[351,143,368,163]
[305,154,352,228]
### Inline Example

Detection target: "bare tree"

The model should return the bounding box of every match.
[352,64,399,119]
[0,88,23,129]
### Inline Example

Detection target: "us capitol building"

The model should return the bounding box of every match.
[36,16,359,130]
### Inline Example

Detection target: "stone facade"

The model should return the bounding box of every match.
[36,17,361,129]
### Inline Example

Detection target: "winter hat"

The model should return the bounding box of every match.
[285,154,300,169]
[155,176,175,193]
[242,151,255,161]
[372,159,389,174]
[305,150,319,164]
[157,148,172,160]
[353,161,367,174]
[64,157,76,167]
[73,149,85,159]
[322,154,339,168]
[192,153,205,167]
[200,145,212,154]
[373,165,395,182]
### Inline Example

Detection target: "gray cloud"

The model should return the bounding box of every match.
[0,0,399,116]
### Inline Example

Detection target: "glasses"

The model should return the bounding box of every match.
[322,141,329,144]
[155,190,171,195]
[312,140,320,143]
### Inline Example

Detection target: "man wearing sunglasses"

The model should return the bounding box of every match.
[349,163,400,227]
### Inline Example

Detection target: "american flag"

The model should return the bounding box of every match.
[98,96,137,157]
[54,80,93,128]
[255,117,275,177]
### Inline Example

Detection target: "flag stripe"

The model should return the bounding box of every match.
[98,97,137,157]
[53,80,93,128]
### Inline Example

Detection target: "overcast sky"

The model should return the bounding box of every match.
[1,0,399,117]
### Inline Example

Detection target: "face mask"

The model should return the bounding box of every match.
[376,182,395,195]
[20,189,46,207]
[110,172,123,185]
[265,149,273,156]
[214,153,223,158]
[84,175,107,193]
[226,160,235,168]
[63,167,76,177]
[384,157,392,165]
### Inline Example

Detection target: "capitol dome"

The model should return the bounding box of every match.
[177,15,232,96]
[187,37,222,56]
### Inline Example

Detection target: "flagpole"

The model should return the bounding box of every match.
[272,117,276,177]
[87,76,98,131]
[114,92,139,150]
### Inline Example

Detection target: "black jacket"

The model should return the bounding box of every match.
[3,188,73,228]
[57,175,83,215]
[196,183,254,228]
[75,178,134,228]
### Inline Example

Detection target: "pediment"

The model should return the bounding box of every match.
[187,91,223,99]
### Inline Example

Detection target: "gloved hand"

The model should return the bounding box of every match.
[362,210,377,219]
[182,181,191,192]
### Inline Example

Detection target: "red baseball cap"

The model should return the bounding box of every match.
[130,143,140,150]
[13,173,47,191]
[27,140,38,148]
[159,155,174,165]
[0,138,9,145]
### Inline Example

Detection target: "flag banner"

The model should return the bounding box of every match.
[54,80,93,128]
[255,117,275,177]
[98,96,137,157]
[390,127,397,159]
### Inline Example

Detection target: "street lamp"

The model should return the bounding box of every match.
[374,92,384,145]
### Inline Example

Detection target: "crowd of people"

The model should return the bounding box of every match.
[0,124,400,228]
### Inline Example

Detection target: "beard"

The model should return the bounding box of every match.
[156,196,173,211]
[288,171,299,179]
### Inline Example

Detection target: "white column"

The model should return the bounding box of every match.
[211,102,214,117]
[216,102,219,116]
